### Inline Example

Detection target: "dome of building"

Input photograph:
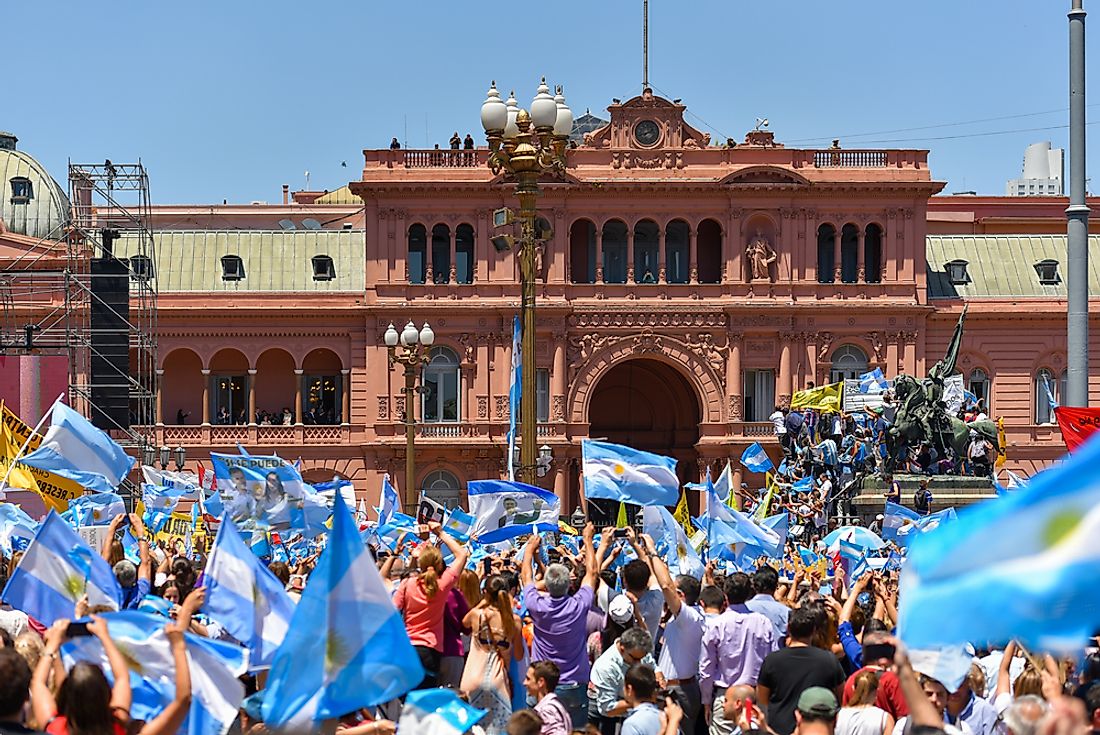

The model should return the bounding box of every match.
[0,132,71,240]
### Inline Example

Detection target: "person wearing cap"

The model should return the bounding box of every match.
[795,687,841,735]
[868,515,884,536]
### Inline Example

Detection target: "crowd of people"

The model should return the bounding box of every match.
[2,507,1095,735]
[202,405,339,426]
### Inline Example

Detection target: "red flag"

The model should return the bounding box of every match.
[1054,406,1100,451]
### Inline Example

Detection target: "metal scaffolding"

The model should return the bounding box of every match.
[0,160,157,447]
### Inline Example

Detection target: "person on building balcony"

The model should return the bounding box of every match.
[450,132,461,150]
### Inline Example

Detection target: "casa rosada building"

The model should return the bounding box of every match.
[2,89,1099,513]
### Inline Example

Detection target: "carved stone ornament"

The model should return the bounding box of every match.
[377,396,389,420]
[477,395,489,420]
[729,394,743,420]
[493,396,509,421]
[552,395,566,421]
[866,331,885,362]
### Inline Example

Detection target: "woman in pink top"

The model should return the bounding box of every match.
[394,521,469,689]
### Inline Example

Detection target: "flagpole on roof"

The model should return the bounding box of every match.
[0,393,65,491]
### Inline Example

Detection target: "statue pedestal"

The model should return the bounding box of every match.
[849,473,996,525]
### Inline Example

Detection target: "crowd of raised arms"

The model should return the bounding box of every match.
[1,510,1098,735]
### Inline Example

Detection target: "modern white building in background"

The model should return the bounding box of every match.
[1006,141,1065,196]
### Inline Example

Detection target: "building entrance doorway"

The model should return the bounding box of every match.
[586,358,701,525]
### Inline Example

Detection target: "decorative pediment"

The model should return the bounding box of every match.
[719,166,811,187]
[581,88,711,150]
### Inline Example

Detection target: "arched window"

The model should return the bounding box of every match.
[431,224,451,284]
[602,220,628,284]
[422,346,461,423]
[666,220,690,284]
[569,219,596,283]
[455,223,474,284]
[840,224,859,283]
[864,224,883,283]
[633,220,659,283]
[817,224,836,283]
[968,368,990,412]
[421,469,462,509]
[830,345,868,382]
[697,219,723,284]
[407,224,427,284]
[1035,368,1057,424]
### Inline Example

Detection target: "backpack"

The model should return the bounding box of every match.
[913,489,930,510]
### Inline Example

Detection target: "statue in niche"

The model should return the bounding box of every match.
[746,229,777,282]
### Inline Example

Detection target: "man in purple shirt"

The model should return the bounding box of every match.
[521,523,609,729]
[700,572,779,735]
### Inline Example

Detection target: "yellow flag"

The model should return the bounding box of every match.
[994,417,1007,470]
[753,471,775,522]
[790,381,843,411]
[0,411,39,494]
[672,491,692,534]
[615,501,628,529]
[0,402,86,512]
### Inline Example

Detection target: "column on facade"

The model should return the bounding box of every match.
[688,228,698,284]
[778,334,793,406]
[903,334,917,375]
[594,228,604,283]
[805,338,818,390]
[857,228,865,282]
[886,333,900,376]
[553,464,568,511]
[155,369,164,424]
[657,227,666,284]
[555,210,567,284]
[247,369,257,424]
[341,369,350,425]
[200,369,211,424]
[294,369,303,424]
[475,210,487,283]
[626,227,636,283]
[732,465,744,505]
[727,207,743,284]
[727,333,743,422]
[461,365,473,424]
[832,228,842,282]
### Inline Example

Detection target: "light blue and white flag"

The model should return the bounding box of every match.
[210,453,326,535]
[203,490,224,518]
[467,480,560,544]
[858,367,889,394]
[732,513,789,562]
[442,507,476,544]
[642,505,705,579]
[507,315,521,482]
[882,501,922,544]
[203,515,295,670]
[581,439,679,507]
[376,473,400,526]
[839,537,863,561]
[0,503,39,557]
[143,483,189,513]
[397,688,487,735]
[899,429,1100,651]
[261,487,424,729]
[791,477,814,493]
[2,511,120,624]
[701,508,783,560]
[1042,372,1059,412]
[20,401,134,494]
[65,492,125,527]
[712,460,734,503]
[62,609,248,735]
[908,644,976,692]
[740,442,775,474]
[141,466,201,499]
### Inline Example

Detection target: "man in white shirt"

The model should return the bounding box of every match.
[642,533,705,735]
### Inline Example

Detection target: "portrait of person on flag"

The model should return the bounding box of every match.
[210,453,309,530]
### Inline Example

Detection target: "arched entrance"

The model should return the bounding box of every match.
[586,358,700,524]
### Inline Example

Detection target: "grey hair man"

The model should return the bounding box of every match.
[589,627,657,731]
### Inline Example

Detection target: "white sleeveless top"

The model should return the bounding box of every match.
[837,706,890,735]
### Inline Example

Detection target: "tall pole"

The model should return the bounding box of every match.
[517,172,538,485]
[404,362,417,510]
[1067,0,1091,407]
[643,0,649,90]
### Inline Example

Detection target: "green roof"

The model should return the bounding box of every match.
[926,234,1100,299]
[115,230,364,292]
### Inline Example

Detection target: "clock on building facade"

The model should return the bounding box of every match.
[634,119,661,146]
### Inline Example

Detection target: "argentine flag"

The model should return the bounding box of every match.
[203,516,296,670]
[858,367,889,394]
[62,610,248,735]
[2,511,120,624]
[468,480,560,544]
[642,505,705,579]
[262,486,424,728]
[740,443,774,474]
[443,507,476,543]
[397,688,487,735]
[581,439,680,507]
[0,503,39,557]
[899,428,1100,650]
[20,401,134,494]
[376,473,400,525]
[65,492,125,527]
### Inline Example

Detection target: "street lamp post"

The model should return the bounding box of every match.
[481,78,572,484]
[384,320,435,510]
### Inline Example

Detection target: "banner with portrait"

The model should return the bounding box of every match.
[209,453,310,530]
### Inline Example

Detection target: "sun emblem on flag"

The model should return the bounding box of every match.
[613,464,625,475]
[324,631,350,675]
[116,642,145,675]
[676,543,688,560]
[62,574,86,601]
[92,509,103,521]
[1043,509,1085,549]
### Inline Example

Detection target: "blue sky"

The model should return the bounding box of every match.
[6,0,1096,203]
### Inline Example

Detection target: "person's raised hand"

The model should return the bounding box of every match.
[165,622,186,648]
[86,615,111,641]
[640,533,658,555]
[74,595,90,619]
[182,586,206,611]
[582,522,595,542]
[426,521,442,536]
[45,619,70,651]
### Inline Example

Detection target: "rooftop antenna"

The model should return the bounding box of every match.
[304,170,311,190]
[643,0,649,91]
[754,117,769,131]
